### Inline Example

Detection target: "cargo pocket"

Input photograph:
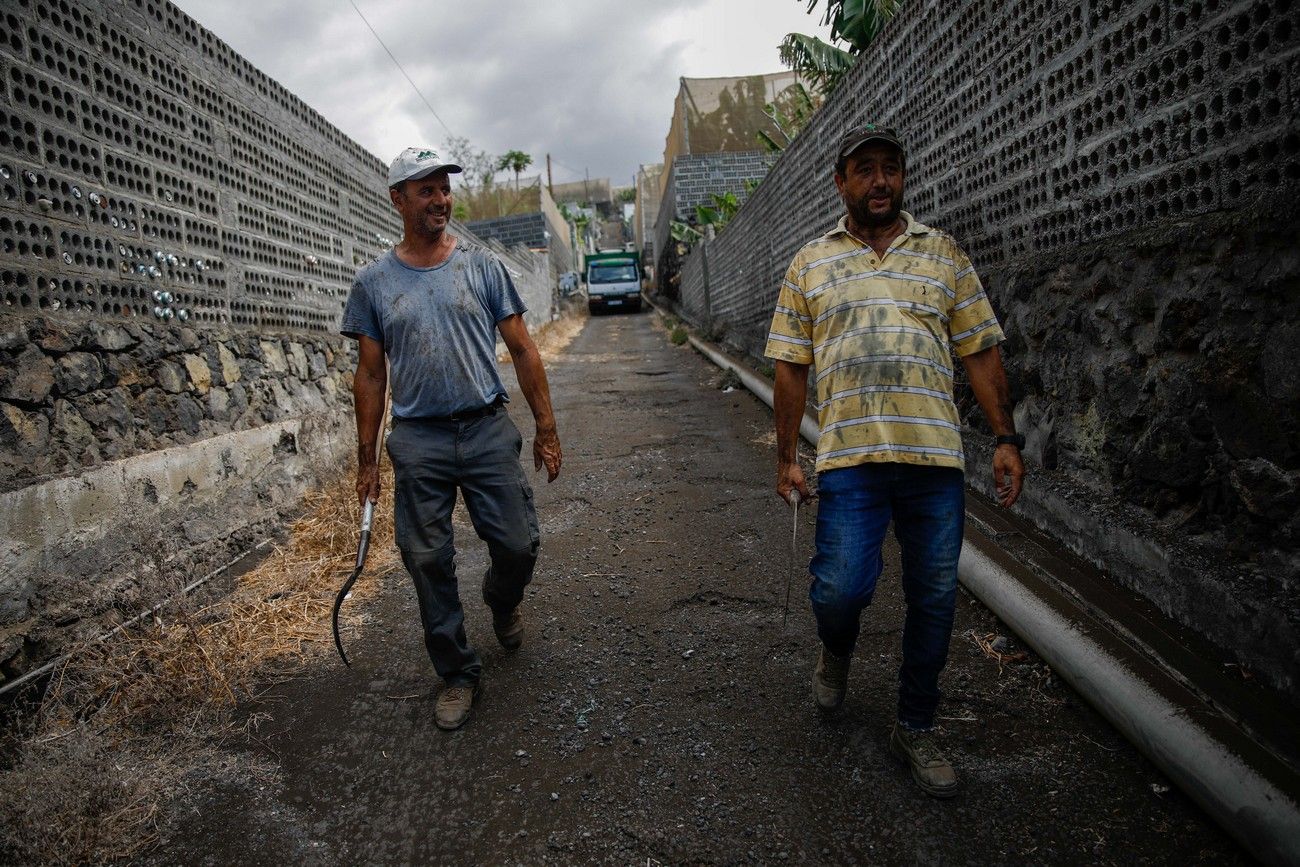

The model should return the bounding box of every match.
[521,473,540,552]
[508,414,524,457]
[384,424,413,551]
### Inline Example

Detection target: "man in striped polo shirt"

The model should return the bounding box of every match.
[766,125,1025,798]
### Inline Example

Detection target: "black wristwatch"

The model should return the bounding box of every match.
[995,434,1025,450]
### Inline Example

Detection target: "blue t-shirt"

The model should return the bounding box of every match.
[340,244,527,418]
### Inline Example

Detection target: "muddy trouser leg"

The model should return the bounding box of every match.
[808,463,891,658]
[457,411,540,617]
[891,466,965,731]
[386,419,482,686]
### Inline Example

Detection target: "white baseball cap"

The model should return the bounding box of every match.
[387,147,463,187]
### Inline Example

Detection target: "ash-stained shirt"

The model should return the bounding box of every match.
[763,211,1004,473]
[340,244,526,418]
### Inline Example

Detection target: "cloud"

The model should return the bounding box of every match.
[171,0,831,185]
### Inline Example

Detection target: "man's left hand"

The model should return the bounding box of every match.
[535,425,562,482]
[993,444,1025,508]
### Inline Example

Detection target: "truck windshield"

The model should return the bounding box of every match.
[589,264,637,283]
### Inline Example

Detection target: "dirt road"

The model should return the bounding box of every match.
[152,311,1244,865]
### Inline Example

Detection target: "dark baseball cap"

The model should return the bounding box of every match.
[836,124,905,162]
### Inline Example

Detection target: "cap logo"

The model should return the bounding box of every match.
[417,150,436,160]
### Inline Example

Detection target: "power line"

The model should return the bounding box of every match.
[547,157,591,183]
[347,0,454,140]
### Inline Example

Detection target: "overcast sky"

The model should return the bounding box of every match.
[169,0,833,188]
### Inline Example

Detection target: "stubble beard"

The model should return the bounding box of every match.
[848,190,903,229]
[414,210,449,241]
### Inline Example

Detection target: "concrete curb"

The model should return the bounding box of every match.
[681,328,1300,866]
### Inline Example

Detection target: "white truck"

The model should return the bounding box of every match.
[585,251,642,314]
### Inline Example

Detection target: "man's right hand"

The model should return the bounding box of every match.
[356,463,380,507]
[777,460,813,506]
[352,334,387,509]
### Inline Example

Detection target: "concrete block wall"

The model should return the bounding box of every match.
[676,242,709,326]
[652,150,779,288]
[666,151,777,215]
[465,211,569,297]
[673,0,1300,697]
[652,166,681,284]
[0,0,553,339]
[477,239,552,327]
[466,212,547,251]
[0,0,404,334]
[538,183,575,274]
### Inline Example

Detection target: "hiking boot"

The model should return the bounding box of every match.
[492,608,524,651]
[435,680,482,731]
[889,723,959,798]
[813,646,851,712]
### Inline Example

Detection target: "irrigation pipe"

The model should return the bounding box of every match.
[682,328,1300,865]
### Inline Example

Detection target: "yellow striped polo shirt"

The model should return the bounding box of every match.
[764,211,1004,472]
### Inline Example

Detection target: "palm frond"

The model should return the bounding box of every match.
[797,0,902,52]
[778,33,856,95]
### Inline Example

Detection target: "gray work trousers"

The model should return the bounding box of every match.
[385,408,540,685]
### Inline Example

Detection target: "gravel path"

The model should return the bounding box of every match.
[152,311,1245,865]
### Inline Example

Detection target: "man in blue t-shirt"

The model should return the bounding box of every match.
[341,147,562,731]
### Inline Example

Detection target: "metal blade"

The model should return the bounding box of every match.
[333,499,375,667]
[782,490,801,628]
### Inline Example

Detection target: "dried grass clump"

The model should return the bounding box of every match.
[533,311,586,361]
[1,728,246,861]
[496,307,586,365]
[966,630,1030,670]
[0,461,397,865]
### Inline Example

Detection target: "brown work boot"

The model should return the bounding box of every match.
[435,680,482,731]
[492,608,524,651]
[813,646,851,712]
[889,723,960,798]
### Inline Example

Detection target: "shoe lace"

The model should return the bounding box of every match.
[907,732,945,765]
[444,685,473,703]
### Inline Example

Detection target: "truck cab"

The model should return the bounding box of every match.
[585,252,642,314]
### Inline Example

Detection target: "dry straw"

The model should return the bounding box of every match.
[0,460,398,865]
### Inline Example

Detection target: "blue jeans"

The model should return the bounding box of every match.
[809,463,965,731]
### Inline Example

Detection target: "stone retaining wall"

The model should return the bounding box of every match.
[0,312,356,677]
[0,315,353,492]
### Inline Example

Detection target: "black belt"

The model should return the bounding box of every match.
[398,397,505,424]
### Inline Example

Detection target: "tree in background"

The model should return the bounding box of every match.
[443,139,536,222]
[757,81,821,153]
[559,202,598,254]
[813,0,902,50]
[671,192,743,245]
[445,135,498,190]
[778,0,901,97]
[497,150,534,192]
[694,191,741,231]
